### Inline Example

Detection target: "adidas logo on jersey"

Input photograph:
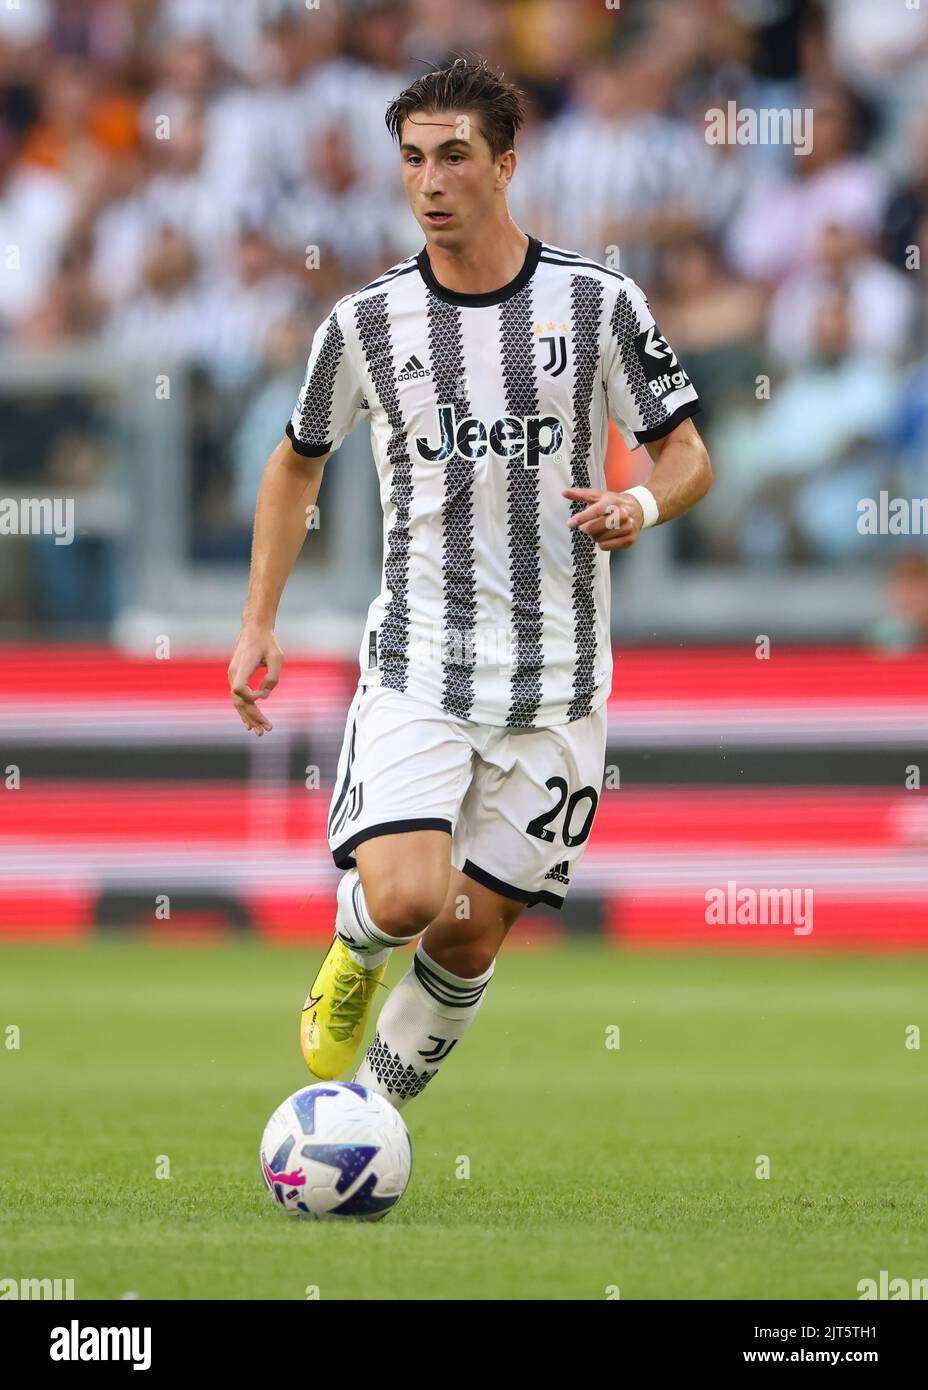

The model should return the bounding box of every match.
[398,354,431,381]
[415,403,564,469]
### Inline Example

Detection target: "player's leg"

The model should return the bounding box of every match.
[301,829,451,1080]
[350,701,610,1104]
[336,824,451,964]
[301,682,473,1080]
[419,869,525,976]
[353,867,526,1108]
[447,698,609,923]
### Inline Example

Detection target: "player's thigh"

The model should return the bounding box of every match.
[327,682,474,929]
[356,829,453,933]
[451,700,608,912]
[421,866,527,978]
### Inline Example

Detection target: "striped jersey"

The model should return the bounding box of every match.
[286,235,699,728]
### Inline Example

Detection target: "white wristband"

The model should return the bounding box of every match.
[624,485,660,529]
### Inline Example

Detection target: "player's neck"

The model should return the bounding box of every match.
[423,222,530,297]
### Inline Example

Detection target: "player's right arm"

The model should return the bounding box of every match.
[228,299,368,735]
[228,435,331,736]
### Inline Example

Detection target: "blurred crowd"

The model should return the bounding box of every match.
[1,0,927,625]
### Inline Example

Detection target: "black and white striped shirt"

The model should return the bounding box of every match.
[287,236,699,728]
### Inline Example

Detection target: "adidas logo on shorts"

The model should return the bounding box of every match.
[544,860,571,885]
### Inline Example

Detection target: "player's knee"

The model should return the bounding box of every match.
[427,940,498,979]
[363,881,445,937]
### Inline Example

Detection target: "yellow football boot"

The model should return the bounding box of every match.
[300,937,388,1080]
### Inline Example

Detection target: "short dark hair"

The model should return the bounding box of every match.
[385,55,526,161]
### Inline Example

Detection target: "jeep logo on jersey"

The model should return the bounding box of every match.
[634,325,690,400]
[415,404,564,469]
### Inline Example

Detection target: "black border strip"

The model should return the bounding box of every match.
[633,399,701,445]
[286,420,332,458]
[461,858,566,910]
[416,236,542,307]
[354,259,419,296]
[327,703,359,839]
[539,252,627,283]
[332,818,453,869]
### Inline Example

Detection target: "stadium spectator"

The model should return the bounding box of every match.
[526,47,720,282]
[230,312,317,528]
[19,51,138,177]
[197,226,304,387]
[823,0,928,128]
[304,0,417,204]
[726,87,890,284]
[105,225,213,362]
[88,151,157,306]
[0,119,74,328]
[270,123,416,284]
[650,233,767,420]
[20,232,107,345]
[767,221,918,367]
[706,288,901,562]
[870,555,928,651]
[888,356,928,503]
[883,111,928,274]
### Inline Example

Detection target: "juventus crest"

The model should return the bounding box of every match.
[539,333,568,377]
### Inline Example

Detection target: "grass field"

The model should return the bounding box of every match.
[1,941,926,1300]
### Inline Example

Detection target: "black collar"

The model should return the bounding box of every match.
[416,235,542,307]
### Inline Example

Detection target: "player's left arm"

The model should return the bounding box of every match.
[563,416,712,551]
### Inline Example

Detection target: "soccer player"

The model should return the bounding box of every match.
[228,56,712,1109]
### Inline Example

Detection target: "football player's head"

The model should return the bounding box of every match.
[387,55,526,248]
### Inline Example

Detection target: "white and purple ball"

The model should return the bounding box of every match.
[260,1082,412,1221]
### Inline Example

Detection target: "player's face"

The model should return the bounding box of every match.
[399,109,506,248]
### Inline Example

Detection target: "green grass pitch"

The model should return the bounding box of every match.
[1,941,926,1300]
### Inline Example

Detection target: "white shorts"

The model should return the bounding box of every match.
[327,681,608,910]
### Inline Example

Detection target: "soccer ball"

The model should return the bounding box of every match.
[259,1082,412,1221]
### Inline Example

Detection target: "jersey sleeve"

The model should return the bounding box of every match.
[602,279,700,448]
[286,303,368,458]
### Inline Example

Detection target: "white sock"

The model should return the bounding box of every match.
[353,940,495,1108]
[335,867,420,969]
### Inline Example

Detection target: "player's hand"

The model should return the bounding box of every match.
[562,487,645,550]
[227,625,283,736]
